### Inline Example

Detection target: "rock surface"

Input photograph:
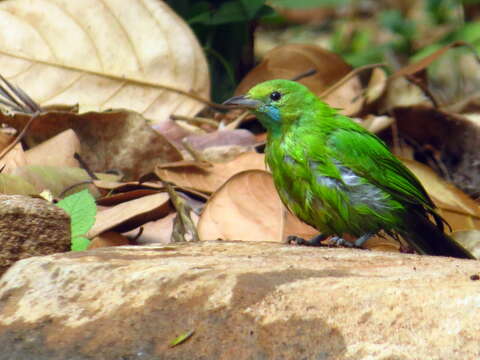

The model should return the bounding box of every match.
[0,195,70,275]
[0,241,479,360]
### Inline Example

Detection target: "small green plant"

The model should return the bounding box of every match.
[56,189,97,251]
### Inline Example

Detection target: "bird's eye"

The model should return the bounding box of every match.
[270,91,282,101]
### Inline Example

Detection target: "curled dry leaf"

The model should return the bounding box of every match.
[96,189,161,206]
[156,152,266,194]
[88,231,130,250]
[235,44,363,116]
[365,67,388,105]
[1,110,182,179]
[358,115,394,134]
[198,170,317,242]
[87,192,171,238]
[0,0,209,124]
[93,180,164,192]
[25,129,80,168]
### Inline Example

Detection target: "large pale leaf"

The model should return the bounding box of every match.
[0,0,209,124]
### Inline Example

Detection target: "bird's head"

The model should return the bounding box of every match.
[223,79,318,134]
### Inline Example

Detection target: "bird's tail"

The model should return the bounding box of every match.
[402,212,474,259]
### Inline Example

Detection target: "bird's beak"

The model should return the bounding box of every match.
[223,95,262,109]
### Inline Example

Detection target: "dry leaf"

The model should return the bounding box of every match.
[88,192,171,238]
[358,115,394,134]
[451,230,480,259]
[393,106,480,197]
[11,166,100,197]
[1,110,183,179]
[96,189,162,206]
[0,173,37,195]
[93,180,164,192]
[25,129,80,168]
[365,67,388,104]
[127,212,177,245]
[403,159,480,231]
[198,170,316,242]
[0,143,28,173]
[0,0,209,124]
[0,131,14,152]
[156,152,266,193]
[88,231,130,249]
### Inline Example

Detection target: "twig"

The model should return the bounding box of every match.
[74,153,98,180]
[404,75,439,108]
[181,139,209,163]
[319,63,388,98]
[165,183,199,243]
[58,180,94,199]
[0,115,36,162]
[291,68,317,81]
[225,110,250,130]
[171,114,218,127]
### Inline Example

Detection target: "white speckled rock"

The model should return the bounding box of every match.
[0,241,479,360]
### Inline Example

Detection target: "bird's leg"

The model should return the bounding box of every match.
[354,232,374,247]
[329,236,353,247]
[287,233,328,247]
[329,232,375,248]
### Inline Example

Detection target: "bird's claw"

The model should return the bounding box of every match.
[329,236,355,247]
[286,233,328,247]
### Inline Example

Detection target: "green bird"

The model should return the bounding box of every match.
[224,79,473,259]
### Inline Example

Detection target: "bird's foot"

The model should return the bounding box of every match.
[328,236,354,247]
[287,233,328,247]
[329,232,375,248]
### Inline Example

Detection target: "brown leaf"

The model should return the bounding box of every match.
[96,189,162,206]
[1,143,28,174]
[155,152,265,193]
[1,110,183,179]
[0,0,210,124]
[88,231,130,250]
[93,180,164,192]
[358,115,394,134]
[88,192,171,238]
[198,170,316,242]
[127,213,178,245]
[365,67,388,104]
[451,230,480,259]
[402,159,480,231]
[24,129,80,168]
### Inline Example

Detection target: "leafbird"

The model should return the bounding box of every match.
[224,79,473,259]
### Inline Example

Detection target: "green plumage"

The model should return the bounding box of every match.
[224,79,473,259]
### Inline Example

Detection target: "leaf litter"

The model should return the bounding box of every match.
[0,1,479,258]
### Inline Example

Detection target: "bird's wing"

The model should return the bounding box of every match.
[325,124,435,210]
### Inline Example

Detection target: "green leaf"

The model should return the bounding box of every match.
[190,0,268,25]
[270,0,351,9]
[71,236,91,252]
[240,0,265,18]
[169,330,195,347]
[57,189,97,251]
